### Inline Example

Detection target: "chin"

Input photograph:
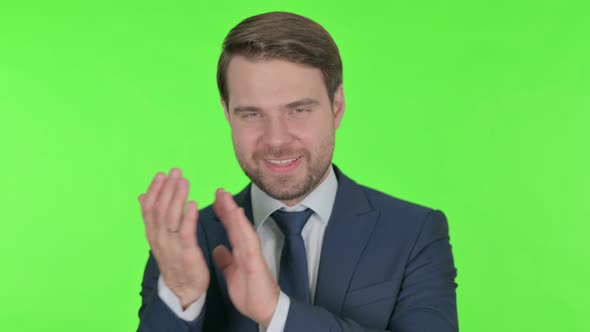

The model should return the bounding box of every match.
[241,155,329,201]
[265,188,307,202]
[261,178,306,199]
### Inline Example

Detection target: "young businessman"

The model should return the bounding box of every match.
[137,11,458,332]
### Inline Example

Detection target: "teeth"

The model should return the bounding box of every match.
[267,158,298,165]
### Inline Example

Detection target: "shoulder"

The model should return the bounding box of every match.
[357,183,450,247]
[361,184,437,220]
[334,165,433,216]
[365,182,446,225]
[336,167,448,239]
[335,164,438,222]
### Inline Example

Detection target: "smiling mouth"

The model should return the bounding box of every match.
[264,156,303,165]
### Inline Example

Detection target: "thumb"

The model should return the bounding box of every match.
[213,245,235,276]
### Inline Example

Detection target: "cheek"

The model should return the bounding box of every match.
[297,123,334,148]
[231,126,260,155]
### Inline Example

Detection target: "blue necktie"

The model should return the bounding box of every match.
[271,209,314,304]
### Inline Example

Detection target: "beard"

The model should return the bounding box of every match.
[236,136,334,202]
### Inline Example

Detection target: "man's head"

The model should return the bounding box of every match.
[217,12,345,206]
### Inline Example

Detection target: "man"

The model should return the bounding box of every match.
[137,11,458,332]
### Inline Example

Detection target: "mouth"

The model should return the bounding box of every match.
[263,156,303,173]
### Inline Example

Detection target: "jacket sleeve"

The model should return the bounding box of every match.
[136,252,205,332]
[137,216,223,332]
[283,210,458,332]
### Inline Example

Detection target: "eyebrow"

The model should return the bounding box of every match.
[233,105,262,114]
[232,98,320,114]
[285,98,320,109]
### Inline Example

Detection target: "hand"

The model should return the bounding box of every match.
[212,188,280,327]
[138,168,210,308]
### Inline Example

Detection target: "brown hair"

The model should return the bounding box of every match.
[217,11,343,107]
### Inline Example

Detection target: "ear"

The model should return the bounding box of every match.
[221,97,230,123]
[332,84,345,129]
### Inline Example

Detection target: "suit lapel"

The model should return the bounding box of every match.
[314,166,379,315]
[221,167,378,325]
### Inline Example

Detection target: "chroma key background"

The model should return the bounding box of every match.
[1,0,588,330]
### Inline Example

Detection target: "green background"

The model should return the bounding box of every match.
[1,0,588,330]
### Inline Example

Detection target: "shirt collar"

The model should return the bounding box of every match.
[251,165,338,230]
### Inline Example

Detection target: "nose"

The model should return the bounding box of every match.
[261,116,293,148]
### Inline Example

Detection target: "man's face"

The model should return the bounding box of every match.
[222,55,345,205]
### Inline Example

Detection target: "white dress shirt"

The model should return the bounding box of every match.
[158,165,338,331]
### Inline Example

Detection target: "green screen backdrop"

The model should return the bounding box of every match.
[1,0,588,330]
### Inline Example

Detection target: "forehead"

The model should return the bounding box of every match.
[225,55,328,108]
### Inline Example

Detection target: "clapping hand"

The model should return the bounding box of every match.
[138,168,209,308]
[212,188,280,327]
[139,169,280,326]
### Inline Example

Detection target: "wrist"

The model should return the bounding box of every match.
[259,288,281,328]
[172,288,204,309]
[259,311,274,328]
[261,290,291,331]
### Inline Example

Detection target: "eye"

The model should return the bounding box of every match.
[290,107,310,118]
[241,111,261,119]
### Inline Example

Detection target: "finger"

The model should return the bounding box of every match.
[154,168,182,229]
[141,174,166,245]
[212,245,236,277]
[139,193,155,243]
[213,189,241,247]
[217,190,260,258]
[138,194,146,214]
[218,189,242,224]
[213,188,234,221]
[166,177,190,232]
[178,200,199,249]
[221,190,257,240]
[231,207,262,262]
[143,172,165,207]
[141,172,166,224]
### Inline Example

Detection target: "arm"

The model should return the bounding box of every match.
[137,252,205,332]
[390,210,458,330]
[282,210,458,332]
[157,276,206,321]
[136,169,212,331]
[209,191,458,331]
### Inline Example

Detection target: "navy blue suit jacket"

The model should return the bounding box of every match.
[138,166,458,331]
